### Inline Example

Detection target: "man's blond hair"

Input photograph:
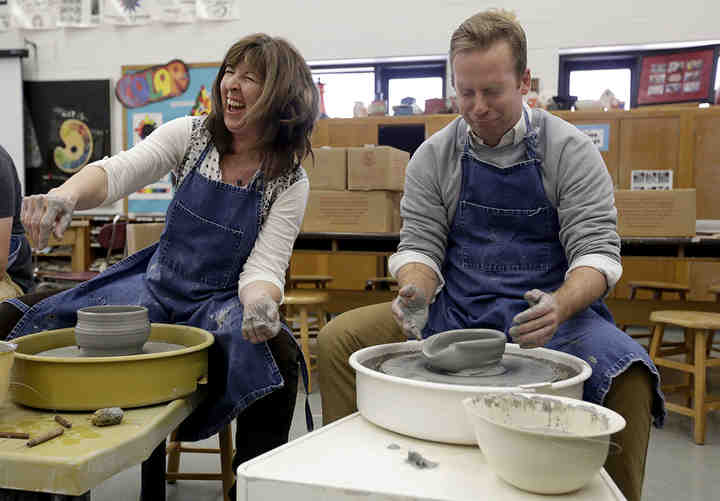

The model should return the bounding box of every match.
[450,9,526,80]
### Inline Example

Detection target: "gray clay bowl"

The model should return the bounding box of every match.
[75,305,150,357]
[422,328,506,373]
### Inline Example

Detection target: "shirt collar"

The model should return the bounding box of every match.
[469,102,531,149]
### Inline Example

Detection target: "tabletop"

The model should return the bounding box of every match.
[236,413,626,501]
[0,392,201,497]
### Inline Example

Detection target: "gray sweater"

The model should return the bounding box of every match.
[388,109,621,291]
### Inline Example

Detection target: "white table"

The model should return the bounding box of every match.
[236,413,626,501]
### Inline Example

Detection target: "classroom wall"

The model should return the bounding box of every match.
[0,0,718,157]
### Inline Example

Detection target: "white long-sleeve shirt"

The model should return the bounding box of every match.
[95,116,308,299]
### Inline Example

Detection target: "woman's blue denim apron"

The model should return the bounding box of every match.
[5,145,312,440]
[424,110,665,426]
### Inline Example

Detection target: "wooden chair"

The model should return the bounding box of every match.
[649,310,720,444]
[126,223,234,501]
[365,276,398,291]
[288,274,333,289]
[621,280,690,345]
[283,289,330,393]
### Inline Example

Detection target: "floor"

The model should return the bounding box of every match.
[76,331,720,500]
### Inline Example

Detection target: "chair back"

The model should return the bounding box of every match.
[126,223,165,255]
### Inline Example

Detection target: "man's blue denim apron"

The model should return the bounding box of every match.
[5,145,312,440]
[424,110,665,426]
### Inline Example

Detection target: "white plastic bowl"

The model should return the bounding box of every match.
[463,392,626,495]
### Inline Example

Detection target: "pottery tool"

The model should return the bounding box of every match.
[27,427,64,447]
[54,415,72,429]
[0,431,30,439]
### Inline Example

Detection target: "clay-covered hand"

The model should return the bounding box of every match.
[21,191,77,250]
[508,289,561,348]
[242,292,281,344]
[391,284,429,340]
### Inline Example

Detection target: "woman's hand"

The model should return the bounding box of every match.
[21,191,77,249]
[241,290,281,344]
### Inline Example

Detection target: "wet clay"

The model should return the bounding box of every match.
[35,342,186,358]
[367,351,577,387]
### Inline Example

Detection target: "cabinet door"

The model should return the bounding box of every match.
[693,115,720,219]
[567,119,620,187]
[614,257,686,299]
[425,115,458,138]
[688,259,720,302]
[327,122,377,146]
[619,117,680,189]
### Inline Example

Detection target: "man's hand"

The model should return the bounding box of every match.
[391,284,429,340]
[508,289,561,348]
[21,192,77,249]
[242,292,281,344]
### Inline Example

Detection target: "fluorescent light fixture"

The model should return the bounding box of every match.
[309,54,447,66]
[559,40,720,55]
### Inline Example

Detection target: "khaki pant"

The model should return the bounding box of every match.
[0,273,23,302]
[318,301,653,501]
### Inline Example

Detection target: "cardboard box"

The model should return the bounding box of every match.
[347,146,409,191]
[302,190,401,233]
[301,147,347,190]
[615,189,696,237]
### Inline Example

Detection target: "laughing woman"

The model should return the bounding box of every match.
[3,33,319,495]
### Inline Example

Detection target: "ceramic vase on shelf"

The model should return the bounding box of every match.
[368,97,387,116]
[353,101,368,117]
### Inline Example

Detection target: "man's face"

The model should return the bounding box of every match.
[453,41,530,146]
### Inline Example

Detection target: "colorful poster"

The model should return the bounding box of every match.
[23,80,111,196]
[575,124,610,152]
[122,63,220,214]
[11,0,60,30]
[196,0,239,20]
[103,0,150,25]
[57,0,101,27]
[637,48,716,105]
[154,0,195,23]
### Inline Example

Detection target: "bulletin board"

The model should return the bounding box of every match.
[637,47,718,106]
[120,61,220,215]
[24,79,111,196]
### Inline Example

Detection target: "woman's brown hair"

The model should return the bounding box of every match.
[205,33,319,180]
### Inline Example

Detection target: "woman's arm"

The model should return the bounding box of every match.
[237,177,309,303]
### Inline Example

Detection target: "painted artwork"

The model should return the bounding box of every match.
[122,62,220,214]
[103,0,151,25]
[637,48,717,105]
[24,80,111,195]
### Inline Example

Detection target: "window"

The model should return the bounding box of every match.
[569,69,631,110]
[309,58,446,118]
[559,43,719,108]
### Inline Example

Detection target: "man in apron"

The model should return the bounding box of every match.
[0,145,33,301]
[318,10,664,501]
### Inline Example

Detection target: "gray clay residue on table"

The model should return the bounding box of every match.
[366,351,577,386]
[35,342,186,358]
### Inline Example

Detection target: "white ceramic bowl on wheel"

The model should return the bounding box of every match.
[462,392,626,494]
[75,305,150,356]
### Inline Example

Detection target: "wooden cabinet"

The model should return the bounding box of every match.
[29,220,91,273]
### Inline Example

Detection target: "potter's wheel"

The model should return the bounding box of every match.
[376,351,572,386]
[350,341,592,445]
[10,324,213,411]
[37,342,186,358]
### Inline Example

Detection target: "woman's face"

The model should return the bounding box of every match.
[219,60,264,136]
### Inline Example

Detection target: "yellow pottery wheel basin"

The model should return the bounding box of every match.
[10,323,213,411]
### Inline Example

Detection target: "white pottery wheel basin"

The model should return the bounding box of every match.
[349,340,591,445]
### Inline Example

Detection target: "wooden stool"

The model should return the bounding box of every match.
[365,276,398,291]
[649,310,720,444]
[284,290,330,393]
[288,275,333,289]
[622,281,691,344]
[166,422,234,501]
[629,280,690,301]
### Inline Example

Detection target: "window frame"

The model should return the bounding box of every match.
[558,44,719,108]
[310,59,447,104]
